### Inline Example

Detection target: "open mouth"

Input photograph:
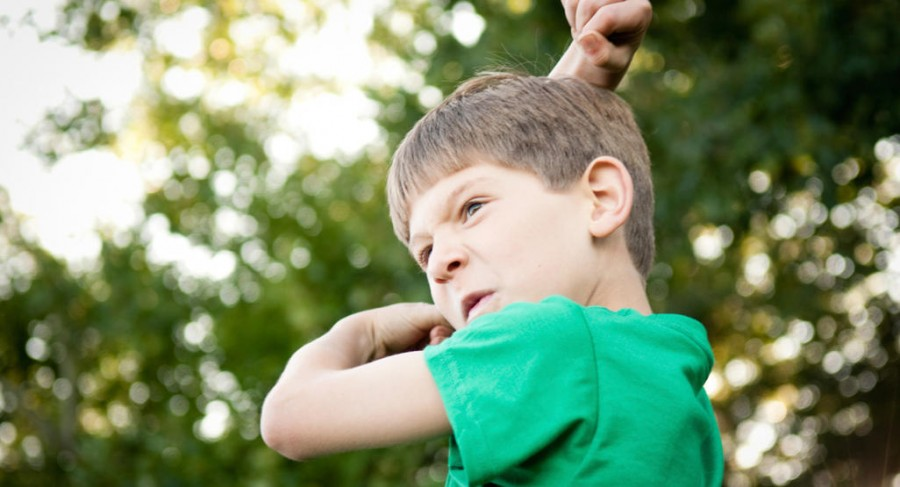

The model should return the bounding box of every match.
[462,291,494,322]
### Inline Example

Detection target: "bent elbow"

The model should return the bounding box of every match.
[260,429,306,461]
[260,395,315,461]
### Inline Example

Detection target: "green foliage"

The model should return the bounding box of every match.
[1,0,898,485]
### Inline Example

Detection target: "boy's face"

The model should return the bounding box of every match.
[407,162,602,330]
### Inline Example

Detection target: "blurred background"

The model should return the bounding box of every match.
[0,0,898,485]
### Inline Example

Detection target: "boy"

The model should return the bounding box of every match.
[262,1,724,484]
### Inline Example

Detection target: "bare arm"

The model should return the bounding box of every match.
[260,304,454,460]
[550,0,652,90]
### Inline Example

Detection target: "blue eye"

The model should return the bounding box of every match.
[464,201,483,218]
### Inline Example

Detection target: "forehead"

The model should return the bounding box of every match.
[406,163,546,241]
[407,166,497,228]
[407,166,509,241]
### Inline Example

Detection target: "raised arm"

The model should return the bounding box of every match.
[260,303,453,460]
[550,0,652,90]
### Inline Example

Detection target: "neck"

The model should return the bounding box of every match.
[597,270,652,315]
[585,246,652,315]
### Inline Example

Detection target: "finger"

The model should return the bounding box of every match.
[581,0,651,42]
[575,0,623,35]
[388,303,449,333]
[371,303,450,355]
[561,0,577,34]
[404,325,454,352]
[578,31,642,72]
[577,32,614,69]
[574,0,599,35]
[429,325,454,345]
[405,336,431,353]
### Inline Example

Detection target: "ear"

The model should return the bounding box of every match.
[581,156,634,238]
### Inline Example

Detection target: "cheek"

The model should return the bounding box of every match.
[427,280,442,302]
[428,282,454,315]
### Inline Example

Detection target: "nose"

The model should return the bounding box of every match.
[426,240,467,283]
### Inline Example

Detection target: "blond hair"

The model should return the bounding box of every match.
[387,73,655,278]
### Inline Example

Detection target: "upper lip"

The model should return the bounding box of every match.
[461,290,493,321]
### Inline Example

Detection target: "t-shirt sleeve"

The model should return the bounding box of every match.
[423,298,598,484]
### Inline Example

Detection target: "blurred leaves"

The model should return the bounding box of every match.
[0,0,898,486]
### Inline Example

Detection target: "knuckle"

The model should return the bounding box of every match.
[637,0,653,15]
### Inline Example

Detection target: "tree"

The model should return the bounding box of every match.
[0,0,897,485]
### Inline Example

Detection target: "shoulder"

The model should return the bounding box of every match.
[643,312,713,355]
[423,297,602,483]
[432,296,591,356]
[580,306,714,366]
[578,307,715,396]
[423,295,600,420]
[465,295,588,333]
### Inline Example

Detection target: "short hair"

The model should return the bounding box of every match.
[387,73,655,279]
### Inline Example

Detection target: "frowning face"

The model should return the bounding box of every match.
[407,162,603,330]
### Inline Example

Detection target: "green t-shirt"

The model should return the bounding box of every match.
[423,296,723,486]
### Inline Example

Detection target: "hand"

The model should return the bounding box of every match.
[551,0,652,89]
[343,303,454,361]
[262,302,453,460]
[564,0,651,72]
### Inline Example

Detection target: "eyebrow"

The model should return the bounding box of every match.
[407,175,495,247]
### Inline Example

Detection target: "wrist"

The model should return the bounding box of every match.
[327,311,380,365]
[550,42,623,90]
[573,61,624,91]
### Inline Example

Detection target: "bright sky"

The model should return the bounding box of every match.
[0,0,489,445]
[0,0,144,271]
[3,1,900,468]
[0,0,486,275]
